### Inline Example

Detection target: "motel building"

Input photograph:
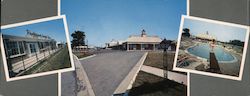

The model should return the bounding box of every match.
[195,31,216,42]
[2,30,58,76]
[106,29,177,51]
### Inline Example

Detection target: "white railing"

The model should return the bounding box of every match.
[11,49,59,73]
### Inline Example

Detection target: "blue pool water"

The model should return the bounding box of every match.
[187,43,235,62]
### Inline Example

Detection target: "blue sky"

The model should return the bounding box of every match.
[183,18,247,42]
[62,0,186,47]
[1,19,67,42]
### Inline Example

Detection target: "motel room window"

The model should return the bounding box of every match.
[142,44,145,48]
[7,41,19,56]
[38,42,45,49]
[129,44,136,50]
[129,44,132,50]
[155,44,160,49]
[145,44,149,49]
[41,42,45,49]
[30,44,37,53]
[38,42,41,49]
[18,41,25,54]
[45,42,49,47]
[6,41,25,57]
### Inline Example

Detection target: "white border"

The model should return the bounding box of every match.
[57,0,62,96]
[173,15,250,81]
[58,72,62,96]
[58,0,61,16]
[186,1,190,96]
[187,72,190,96]
[187,0,190,16]
[0,15,75,82]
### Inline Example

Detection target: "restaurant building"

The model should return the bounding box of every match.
[125,29,162,50]
[106,29,164,51]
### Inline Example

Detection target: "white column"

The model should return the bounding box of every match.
[127,43,129,51]
[141,44,142,50]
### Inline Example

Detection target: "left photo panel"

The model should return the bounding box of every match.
[0,15,75,81]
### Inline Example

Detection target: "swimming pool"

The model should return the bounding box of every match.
[187,43,236,62]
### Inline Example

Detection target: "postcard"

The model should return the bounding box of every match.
[0,15,75,81]
[173,15,249,81]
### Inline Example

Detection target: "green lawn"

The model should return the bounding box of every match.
[22,47,71,75]
[143,51,175,70]
[73,51,93,59]
[128,71,187,96]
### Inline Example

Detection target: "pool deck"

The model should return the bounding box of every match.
[219,52,241,76]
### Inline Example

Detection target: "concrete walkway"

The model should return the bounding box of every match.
[114,52,148,95]
[141,65,165,77]
[141,65,187,85]
[80,51,145,96]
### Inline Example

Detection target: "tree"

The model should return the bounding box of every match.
[182,28,191,37]
[160,38,172,51]
[229,40,244,47]
[71,30,86,48]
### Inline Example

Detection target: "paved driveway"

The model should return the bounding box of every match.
[80,51,145,96]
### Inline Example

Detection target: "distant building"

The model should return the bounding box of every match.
[56,42,66,48]
[2,30,58,74]
[73,45,89,52]
[195,31,216,41]
[105,39,125,50]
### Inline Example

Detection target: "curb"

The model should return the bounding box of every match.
[113,52,148,95]
[74,55,96,96]
[79,54,96,61]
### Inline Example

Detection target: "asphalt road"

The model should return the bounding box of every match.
[80,51,145,96]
